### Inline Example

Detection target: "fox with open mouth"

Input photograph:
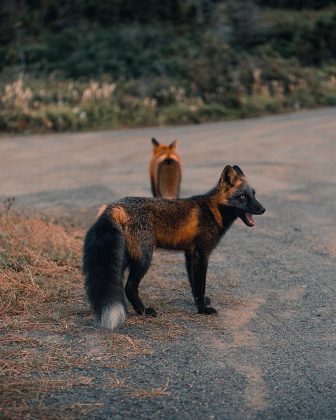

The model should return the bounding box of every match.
[83,165,266,330]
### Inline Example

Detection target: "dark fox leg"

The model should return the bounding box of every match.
[185,250,211,306]
[150,175,159,198]
[192,250,217,315]
[185,250,194,294]
[125,248,156,317]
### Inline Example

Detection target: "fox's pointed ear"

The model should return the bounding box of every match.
[233,165,244,178]
[169,140,178,150]
[219,165,238,188]
[152,138,160,147]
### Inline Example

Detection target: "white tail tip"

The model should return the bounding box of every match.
[101,303,126,331]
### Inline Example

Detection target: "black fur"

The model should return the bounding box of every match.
[83,213,127,322]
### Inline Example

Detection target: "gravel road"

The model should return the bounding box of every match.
[1,108,335,418]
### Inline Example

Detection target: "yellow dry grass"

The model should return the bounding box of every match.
[127,378,170,399]
[0,211,149,417]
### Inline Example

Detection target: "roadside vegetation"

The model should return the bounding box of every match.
[1,0,336,132]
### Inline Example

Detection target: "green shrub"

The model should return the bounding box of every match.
[1,63,336,133]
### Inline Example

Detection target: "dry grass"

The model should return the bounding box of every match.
[0,210,150,417]
[127,378,170,399]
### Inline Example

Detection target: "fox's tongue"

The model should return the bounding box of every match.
[245,212,255,226]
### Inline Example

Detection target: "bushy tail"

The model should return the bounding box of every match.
[83,213,126,330]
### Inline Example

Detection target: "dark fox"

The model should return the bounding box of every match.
[149,138,182,199]
[83,165,265,330]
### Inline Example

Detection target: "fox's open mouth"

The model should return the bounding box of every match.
[240,211,255,227]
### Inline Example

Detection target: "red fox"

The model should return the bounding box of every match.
[149,138,182,199]
[83,165,265,330]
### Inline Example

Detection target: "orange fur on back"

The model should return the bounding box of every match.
[110,206,129,226]
[110,205,142,259]
[154,207,199,248]
[149,139,182,199]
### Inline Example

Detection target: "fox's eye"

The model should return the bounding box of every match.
[240,194,246,201]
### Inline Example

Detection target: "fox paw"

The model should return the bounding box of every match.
[144,307,157,317]
[198,306,217,315]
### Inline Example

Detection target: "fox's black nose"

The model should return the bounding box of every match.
[251,198,266,215]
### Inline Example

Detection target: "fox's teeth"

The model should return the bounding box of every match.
[245,212,255,226]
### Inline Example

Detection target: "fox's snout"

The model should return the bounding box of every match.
[250,198,266,215]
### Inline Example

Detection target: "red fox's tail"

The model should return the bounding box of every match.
[83,212,127,330]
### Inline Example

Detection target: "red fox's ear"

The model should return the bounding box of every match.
[233,165,244,178]
[219,165,238,188]
[169,140,178,150]
[152,138,160,147]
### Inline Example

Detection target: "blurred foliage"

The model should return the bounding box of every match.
[256,0,336,9]
[2,0,336,77]
[1,0,336,132]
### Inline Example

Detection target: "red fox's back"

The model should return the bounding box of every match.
[150,138,182,199]
[157,158,181,199]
